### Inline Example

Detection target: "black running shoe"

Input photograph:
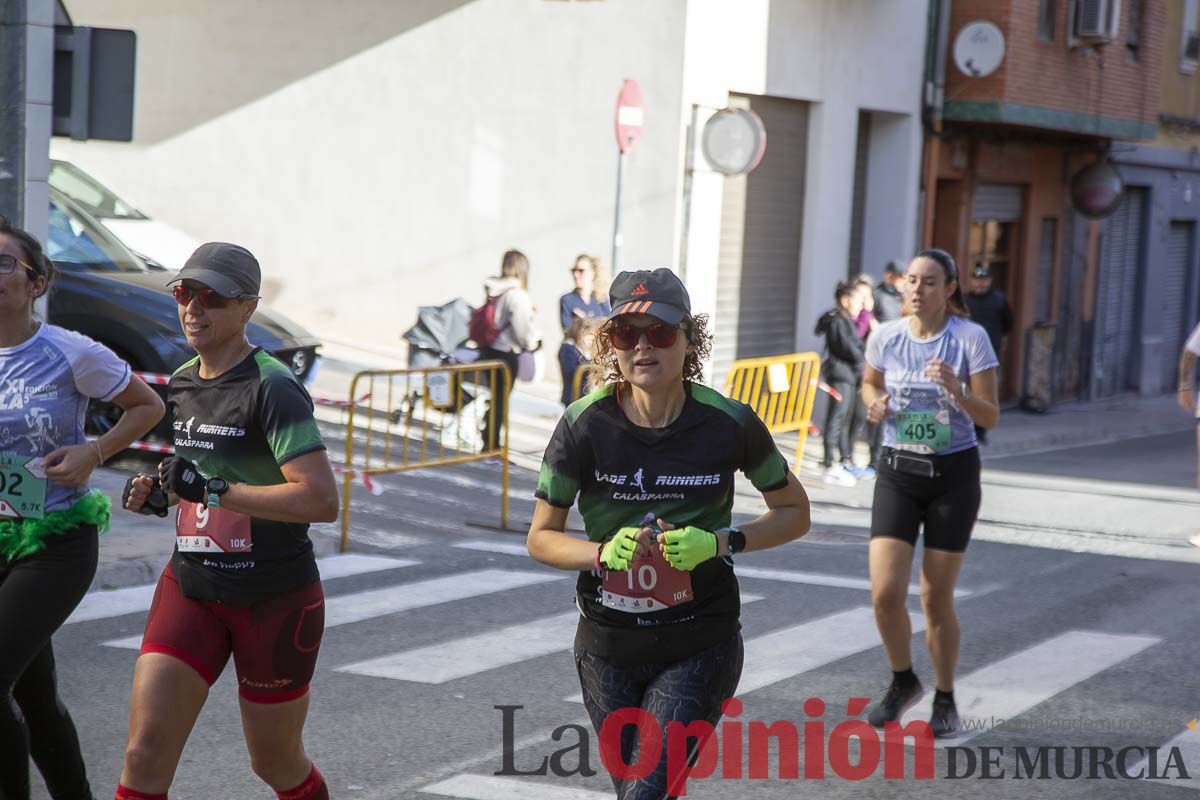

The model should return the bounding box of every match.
[866,678,923,727]
[929,695,960,738]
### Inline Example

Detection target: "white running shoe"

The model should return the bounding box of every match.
[822,464,857,487]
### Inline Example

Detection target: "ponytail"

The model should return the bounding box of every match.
[914,248,969,318]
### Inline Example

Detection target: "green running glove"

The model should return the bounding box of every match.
[662,526,717,571]
[600,526,642,571]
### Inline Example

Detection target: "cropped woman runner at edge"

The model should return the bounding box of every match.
[0,216,164,800]
[528,267,811,799]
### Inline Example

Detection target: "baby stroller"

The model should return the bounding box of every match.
[402,298,485,450]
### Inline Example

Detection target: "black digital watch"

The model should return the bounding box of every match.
[725,527,746,556]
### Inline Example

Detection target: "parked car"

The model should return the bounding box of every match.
[46,187,321,440]
[48,158,201,269]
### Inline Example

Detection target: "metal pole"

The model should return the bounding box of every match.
[612,150,626,272]
[678,104,699,283]
[0,0,54,317]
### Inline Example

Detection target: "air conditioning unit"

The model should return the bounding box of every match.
[1186,32,1200,62]
[1073,0,1121,42]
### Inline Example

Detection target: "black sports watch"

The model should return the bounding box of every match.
[723,527,747,556]
[205,477,230,508]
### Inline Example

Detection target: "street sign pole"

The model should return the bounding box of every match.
[612,79,643,273]
[612,149,626,273]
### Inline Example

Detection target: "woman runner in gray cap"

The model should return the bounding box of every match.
[117,243,339,800]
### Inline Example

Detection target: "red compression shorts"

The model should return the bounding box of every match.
[140,563,325,703]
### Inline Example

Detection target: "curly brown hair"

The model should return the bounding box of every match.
[588,313,713,389]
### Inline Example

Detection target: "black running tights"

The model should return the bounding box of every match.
[0,525,97,800]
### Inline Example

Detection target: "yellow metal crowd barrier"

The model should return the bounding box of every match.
[339,362,511,551]
[723,352,822,465]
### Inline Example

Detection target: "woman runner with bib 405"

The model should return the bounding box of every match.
[0,218,164,800]
[528,268,811,799]
[117,243,339,800]
[861,248,999,737]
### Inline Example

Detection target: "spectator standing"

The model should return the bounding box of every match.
[559,316,599,406]
[873,261,906,322]
[476,249,542,449]
[815,282,865,486]
[559,254,610,331]
[963,264,1013,444]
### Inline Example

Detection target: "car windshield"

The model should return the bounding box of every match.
[47,191,148,273]
[48,160,148,221]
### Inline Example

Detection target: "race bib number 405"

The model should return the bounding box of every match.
[895,410,951,453]
[0,453,46,520]
[176,500,252,553]
[601,546,693,613]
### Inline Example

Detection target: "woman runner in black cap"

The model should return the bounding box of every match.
[528,267,811,799]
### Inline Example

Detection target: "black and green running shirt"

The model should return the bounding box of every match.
[536,382,790,665]
[168,348,326,604]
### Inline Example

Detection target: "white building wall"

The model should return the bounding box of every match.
[52,0,687,361]
[680,0,926,357]
[52,0,925,379]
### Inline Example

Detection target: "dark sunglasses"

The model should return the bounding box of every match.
[0,254,37,276]
[608,322,680,351]
[171,284,253,309]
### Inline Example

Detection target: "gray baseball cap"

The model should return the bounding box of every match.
[167,242,261,298]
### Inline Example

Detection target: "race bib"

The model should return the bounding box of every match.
[895,410,951,453]
[175,500,252,553]
[0,452,46,520]
[601,545,693,613]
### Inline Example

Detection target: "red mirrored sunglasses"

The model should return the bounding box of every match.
[171,285,255,309]
[607,322,680,351]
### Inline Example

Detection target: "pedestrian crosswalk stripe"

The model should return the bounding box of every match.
[66,584,156,627]
[338,594,764,685]
[455,541,530,557]
[738,606,927,695]
[735,565,971,598]
[898,630,1160,747]
[318,554,421,581]
[421,774,610,800]
[564,605,921,703]
[338,611,579,684]
[1138,725,1200,789]
[101,568,564,650]
[68,554,419,625]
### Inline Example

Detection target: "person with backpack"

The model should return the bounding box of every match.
[814,281,866,487]
[470,249,541,449]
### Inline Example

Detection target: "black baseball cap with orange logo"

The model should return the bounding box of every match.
[607,268,692,325]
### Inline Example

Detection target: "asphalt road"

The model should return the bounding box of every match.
[28,428,1200,799]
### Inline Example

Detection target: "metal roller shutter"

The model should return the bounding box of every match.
[1163,222,1193,389]
[1094,188,1146,397]
[973,183,1024,222]
[713,94,807,385]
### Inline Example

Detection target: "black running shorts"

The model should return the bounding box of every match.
[869,447,981,553]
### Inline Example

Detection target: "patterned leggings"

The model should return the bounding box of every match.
[575,633,743,800]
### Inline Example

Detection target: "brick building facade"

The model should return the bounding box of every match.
[921,0,1164,406]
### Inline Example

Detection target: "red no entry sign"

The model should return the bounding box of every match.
[615,79,644,154]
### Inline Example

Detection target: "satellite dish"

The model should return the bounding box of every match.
[953,21,1005,78]
[701,108,767,176]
